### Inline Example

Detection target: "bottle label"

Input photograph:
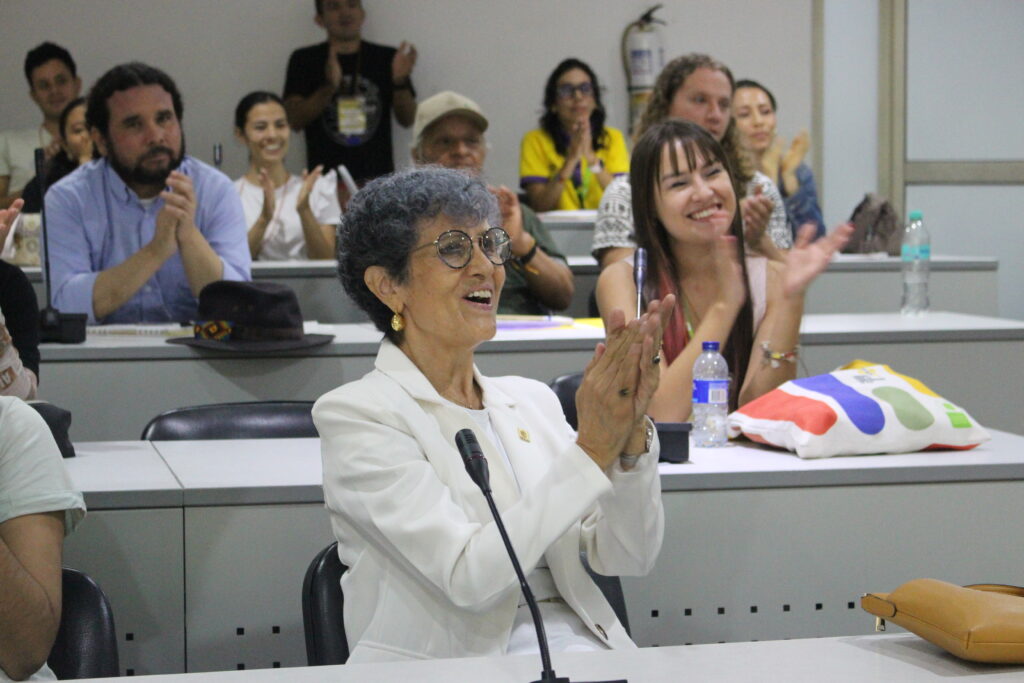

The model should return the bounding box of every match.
[693,379,729,405]
[901,244,931,261]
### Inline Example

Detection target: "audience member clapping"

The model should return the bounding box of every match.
[596,120,851,422]
[21,98,94,214]
[520,58,629,212]
[733,79,825,239]
[0,42,82,209]
[593,54,791,270]
[233,92,340,261]
[46,62,251,324]
[412,91,574,314]
[0,200,40,400]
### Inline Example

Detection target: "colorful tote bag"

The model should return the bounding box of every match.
[727,361,990,458]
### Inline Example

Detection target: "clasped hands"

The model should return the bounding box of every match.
[575,295,676,471]
[152,171,198,258]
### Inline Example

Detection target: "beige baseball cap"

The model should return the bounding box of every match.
[412,91,488,143]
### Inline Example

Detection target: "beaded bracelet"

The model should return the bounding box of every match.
[760,341,800,368]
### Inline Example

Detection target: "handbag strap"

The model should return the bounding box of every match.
[965,583,1024,597]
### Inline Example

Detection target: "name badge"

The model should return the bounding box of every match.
[336,96,367,137]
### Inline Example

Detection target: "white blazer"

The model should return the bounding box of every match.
[313,340,665,663]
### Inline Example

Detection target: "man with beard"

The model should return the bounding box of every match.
[411,91,574,314]
[46,62,250,324]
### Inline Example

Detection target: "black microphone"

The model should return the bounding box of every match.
[34,148,86,344]
[454,429,624,683]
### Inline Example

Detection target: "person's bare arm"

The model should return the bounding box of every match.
[284,88,335,131]
[92,224,176,319]
[494,187,574,310]
[246,169,276,259]
[596,238,747,423]
[390,42,417,128]
[163,173,223,296]
[597,246,635,271]
[0,177,21,210]
[0,511,64,681]
[285,43,342,131]
[296,167,336,260]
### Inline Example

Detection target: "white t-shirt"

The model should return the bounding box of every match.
[234,171,342,261]
[0,127,53,195]
[0,396,86,682]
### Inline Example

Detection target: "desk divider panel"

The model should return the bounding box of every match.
[184,504,334,672]
[63,508,186,676]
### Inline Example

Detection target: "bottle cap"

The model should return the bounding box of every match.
[702,341,720,351]
[908,210,923,220]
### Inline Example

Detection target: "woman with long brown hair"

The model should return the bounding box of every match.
[592,53,790,270]
[596,120,850,422]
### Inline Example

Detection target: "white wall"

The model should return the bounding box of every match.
[906,0,1024,161]
[0,0,814,190]
[821,0,879,228]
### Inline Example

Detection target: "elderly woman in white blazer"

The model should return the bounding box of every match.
[313,167,674,663]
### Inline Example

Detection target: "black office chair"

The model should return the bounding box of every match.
[48,568,119,679]
[140,400,318,440]
[302,542,350,666]
[548,372,584,431]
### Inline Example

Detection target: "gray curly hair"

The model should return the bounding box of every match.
[337,166,500,341]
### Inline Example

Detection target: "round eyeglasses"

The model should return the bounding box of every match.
[412,227,512,269]
[556,82,594,100]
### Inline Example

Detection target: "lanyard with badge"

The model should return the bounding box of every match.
[335,46,366,138]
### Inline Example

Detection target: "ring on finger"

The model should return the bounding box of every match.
[652,352,661,365]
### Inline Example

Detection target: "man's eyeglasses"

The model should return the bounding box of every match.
[412,227,512,269]
[556,82,594,100]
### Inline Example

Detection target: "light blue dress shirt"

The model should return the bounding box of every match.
[44,156,251,324]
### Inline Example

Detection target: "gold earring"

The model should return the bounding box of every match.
[390,312,404,332]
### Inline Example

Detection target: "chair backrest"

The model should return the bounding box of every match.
[141,401,317,440]
[48,568,119,679]
[548,372,584,431]
[302,542,350,666]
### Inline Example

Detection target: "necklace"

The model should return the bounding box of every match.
[679,287,700,340]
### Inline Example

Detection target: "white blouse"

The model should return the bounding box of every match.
[234,171,342,260]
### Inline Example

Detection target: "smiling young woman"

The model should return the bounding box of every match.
[233,91,340,260]
[596,120,852,423]
[733,79,825,239]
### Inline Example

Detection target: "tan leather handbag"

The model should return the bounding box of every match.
[861,578,1024,663]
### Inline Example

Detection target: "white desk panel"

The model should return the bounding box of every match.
[73,635,1024,682]
[41,312,1024,441]
[62,441,186,675]
[64,431,1024,674]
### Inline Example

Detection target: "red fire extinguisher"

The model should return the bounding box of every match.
[621,4,665,131]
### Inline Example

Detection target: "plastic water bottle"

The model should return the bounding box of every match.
[900,210,931,315]
[692,341,730,447]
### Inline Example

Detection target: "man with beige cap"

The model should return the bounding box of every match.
[412,91,573,315]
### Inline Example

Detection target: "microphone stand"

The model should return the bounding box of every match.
[34,148,86,343]
[455,429,626,683]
